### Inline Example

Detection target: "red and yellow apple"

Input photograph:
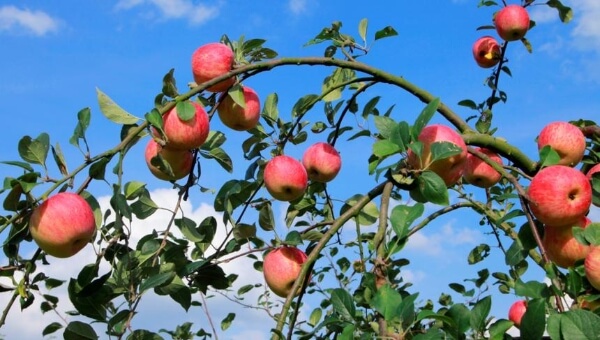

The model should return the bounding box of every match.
[508,300,527,328]
[542,216,592,268]
[145,139,194,181]
[29,192,96,258]
[217,86,261,131]
[463,147,503,188]
[263,246,309,297]
[528,165,592,227]
[407,124,467,187]
[191,42,235,93]
[302,142,342,183]
[263,155,308,201]
[494,5,530,42]
[585,246,600,290]
[153,101,209,151]
[537,121,586,167]
[472,36,501,68]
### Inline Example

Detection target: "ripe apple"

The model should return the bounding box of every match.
[191,42,235,93]
[508,300,527,328]
[302,142,342,183]
[145,139,194,181]
[407,124,467,187]
[585,246,600,290]
[537,121,586,167]
[263,155,308,201]
[472,36,501,68]
[263,246,309,297]
[463,147,503,188]
[542,216,592,268]
[153,101,209,151]
[494,5,530,42]
[217,86,261,131]
[528,165,592,227]
[587,164,600,180]
[29,192,96,258]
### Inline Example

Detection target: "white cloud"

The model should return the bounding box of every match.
[288,0,308,15]
[0,5,60,36]
[115,0,220,25]
[405,220,483,257]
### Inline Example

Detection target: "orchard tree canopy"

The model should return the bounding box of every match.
[2,1,600,339]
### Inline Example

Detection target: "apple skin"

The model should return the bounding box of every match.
[472,36,501,68]
[528,165,592,227]
[264,155,308,201]
[508,300,527,328]
[463,147,503,188]
[263,246,309,298]
[29,192,96,258]
[537,121,586,167]
[191,42,235,93]
[302,142,342,183]
[153,101,209,151]
[585,246,600,291]
[217,86,261,131]
[587,164,600,180]
[494,5,530,42]
[407,124,467,187]
[145,139,194,181]
[542,216,592,268]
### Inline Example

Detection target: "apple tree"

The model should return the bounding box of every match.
[2,1,600,339]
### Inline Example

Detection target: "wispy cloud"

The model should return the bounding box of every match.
[0,5,60,36]
[405,221,483,257]
[288,0,312,15]
[115,0,220,25]
[570,0,600,52]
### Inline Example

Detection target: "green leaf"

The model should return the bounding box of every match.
[175,101,196,121]
[0,161,33,172]
[514,279,549,299]
[63,321,98,340]
[145,108,164,132]
[520,298,546,340]
[372,140,400,158]
[51,143,68,176]
[411,98,440,140]
[202,147,233,173]
[547,0,573,23]
[175,217,204,243]
[162,68,178,97]
[539,145,561,167]
[140,271,176,293]
[488,319,513,340]
[18,133,50,167]
[371,284,402,321]
[43,322,63,336]
[70,107,91,148]
[469,296,491,333]
[446,303,471,334]
[429,141,462,164]
[340,194,379,226]
[89,157,110,180]
[373,116,397,138]
[468,244,491,265]
[362,96,380,118]
[390,122,410,151]
[258,202,275,231]
[227,84,246,109]
[292,94,319,118]
[390,203,424,240]
[458,99,477,110]
[583,223,600,246]
[374,26,398,40]
[221,312,235,331]
[309,307,322,326]
[261,93,279,126]
[284,231,302,246]
[96,88,139,124]
[331,288,356,321]
[358,18,368,42]
[127,330,163,340]
[124,181,146,200]
[416,171,448,205]
[559,309,600,339]
[505,240,526,266]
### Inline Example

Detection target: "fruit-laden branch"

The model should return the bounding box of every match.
[462,133,538,175]
[272,180,390,339]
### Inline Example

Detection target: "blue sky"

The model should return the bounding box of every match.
[1,0,600,339]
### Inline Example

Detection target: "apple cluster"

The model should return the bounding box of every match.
[472,5,530,69]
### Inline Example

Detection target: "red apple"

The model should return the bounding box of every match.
[145,139,194,181]
[494,5,530,42]
[537,121,586,167]
[302,142,342,183]
[407,124,467,187]
[528,165,592,227]
[263,246,309,298]
[217,86,261,131]
[263,155,308,201]
[153,101,209,151]
[587,164,600,180]
[463,147,503,188]
[508,300,527,328]
[191,42,235,93]
[542,216,592,268]
[472,36,501,68]
[29,192,96,258]
[585,247,600,290]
